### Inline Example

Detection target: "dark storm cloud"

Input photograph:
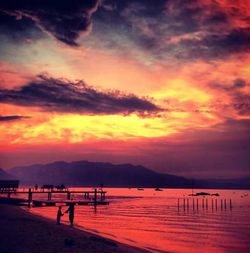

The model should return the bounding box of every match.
[209,79,250,115]
[0,0,100,46]
[233,79,247,89]
[98,0,250,60]
[171,29,250,60]
[165,15,250,60]
[210,78,248,92]
[0,115,30,122]
[0,75,161,116]
[231,94,250,116]
[0,12,43,43]
[194,28,250,58]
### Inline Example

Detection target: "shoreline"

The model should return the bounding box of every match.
[0,204,149,253]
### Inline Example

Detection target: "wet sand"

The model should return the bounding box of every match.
[0,204,148,253]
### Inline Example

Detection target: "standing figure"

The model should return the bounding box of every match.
[65,203,75,226]
[56,206,64,225]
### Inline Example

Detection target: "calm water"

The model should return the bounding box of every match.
[26,188,250,253]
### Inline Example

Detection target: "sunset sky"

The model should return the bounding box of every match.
[0,0,249,178]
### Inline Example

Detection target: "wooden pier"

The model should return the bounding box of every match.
[0,188,109,207]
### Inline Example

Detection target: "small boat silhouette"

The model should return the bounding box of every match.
[155,188,163,191]
[189,192,220,196]
[137,188,144,191]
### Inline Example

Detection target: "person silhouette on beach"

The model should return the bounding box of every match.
[56,206,64,225]
[65,203,75,226]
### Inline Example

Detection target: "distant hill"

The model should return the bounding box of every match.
[9,161,191,188]
[7,161,250,189]
[0,168,16,180]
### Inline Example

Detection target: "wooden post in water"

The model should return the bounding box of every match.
[94,188,97,206]
[224,199,227,210]
[183,198,186,210]
[48,192,52,200]
[221,199,223,210]
[215,199,217,210]
[187,198,189,210]
[101,191,105,201]
[212,199,214,211]
[230,199,232,210]
[28,188,32,208]
[202,199,204,209]
[177,198,180,211]
[67,191,71,200]
[196,199,198,210]
[192,198,195,210]
[206,199,208,210]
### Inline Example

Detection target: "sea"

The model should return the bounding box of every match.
[25,188,250,253]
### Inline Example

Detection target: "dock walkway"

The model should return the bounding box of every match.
[0,189,109,207]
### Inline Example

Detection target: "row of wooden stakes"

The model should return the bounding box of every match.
[177,198,233,211]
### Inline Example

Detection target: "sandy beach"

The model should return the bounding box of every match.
[0,204,148,253]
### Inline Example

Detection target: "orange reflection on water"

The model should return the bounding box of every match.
[28,188,250,253]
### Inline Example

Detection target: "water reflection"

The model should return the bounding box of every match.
[28,188,250,253]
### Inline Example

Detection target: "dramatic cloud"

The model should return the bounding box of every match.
[179,28,250,59]
[97,0,250,61]
[0,1,249,178]
[0,115,30,122]
[0,75,161,116]
[209,79,250,115]
[0,0,100,46]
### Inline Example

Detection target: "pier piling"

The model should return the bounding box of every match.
[94,188,97,206]
[67,192,71,200]
[28,188,32,208]
[47,192,52,201]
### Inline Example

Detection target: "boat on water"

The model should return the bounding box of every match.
[137,188,144,191]
[155,188,163,191]
[189,192,220,196]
